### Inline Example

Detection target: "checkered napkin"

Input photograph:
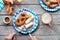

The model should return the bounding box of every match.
[0,0,4,10]
[39,0,60,12]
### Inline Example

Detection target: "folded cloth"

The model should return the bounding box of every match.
[0,0,4,10]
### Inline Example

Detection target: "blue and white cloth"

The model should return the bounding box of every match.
[0,0,4,10]
[12,8,39,34]
[39,0,60,12]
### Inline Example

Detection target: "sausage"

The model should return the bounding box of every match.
[25,16,34,24]
[25,22,33,29]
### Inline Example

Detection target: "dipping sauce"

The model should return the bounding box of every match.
[5,17,10,22]
[3,16,11,24]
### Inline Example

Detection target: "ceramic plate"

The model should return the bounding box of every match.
[12,8,39,34]
[39,0,60,12]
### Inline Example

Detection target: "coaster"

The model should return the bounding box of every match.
[39,0,60,12]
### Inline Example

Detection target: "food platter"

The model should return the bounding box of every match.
[12,8,39,34]
[39,0,60,12]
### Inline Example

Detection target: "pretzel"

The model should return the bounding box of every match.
[3,0,14,14]
[15,17,26,26]
[15,12,28,26]
[42,0,59,8]
[5,5,13,14]
[3,0,22,14]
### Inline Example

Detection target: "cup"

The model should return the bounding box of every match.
[3,16,11,24]
[41,13,53,26]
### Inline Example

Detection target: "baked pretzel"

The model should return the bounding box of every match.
[3,0,22,14]
[42,0,59,8]
[15,12,28,26]
[3,0,14,14]
[15,17,26,26]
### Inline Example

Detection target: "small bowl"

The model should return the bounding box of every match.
[3,16,11,24]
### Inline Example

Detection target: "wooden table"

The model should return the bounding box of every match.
[0,0,60,40]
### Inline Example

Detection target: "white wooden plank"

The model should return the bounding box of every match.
[1,5,60,15]
[0,24,60,35]
[14,0,39,4]
[0,36,60,40]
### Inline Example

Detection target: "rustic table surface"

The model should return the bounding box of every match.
[0,0,60,40]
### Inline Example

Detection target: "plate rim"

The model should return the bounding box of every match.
[39,0,60,12]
